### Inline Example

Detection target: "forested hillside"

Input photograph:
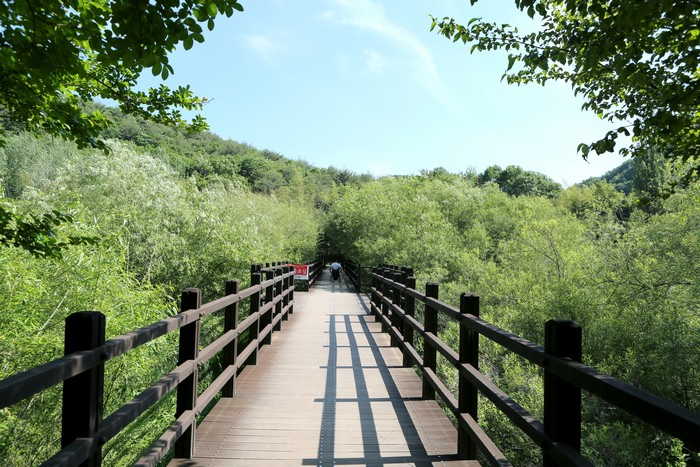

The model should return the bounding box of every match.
[581,160,634,193]
[1,104,698,465]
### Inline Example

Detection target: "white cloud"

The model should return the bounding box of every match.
[363,49,386,74]
[326,0,449,104]
[243,34,284,63]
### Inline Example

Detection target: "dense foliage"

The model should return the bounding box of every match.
[0,0,251,149]
[3,104,697,465]
[476,164,561,197]
[581,160,634,193]
[94,104,373,198]
[2,2,697,465]
[1,106,697,465]
[0,118,324,464]
[0,0,256,262]
[324,172,699,466]
[431,0,700,166]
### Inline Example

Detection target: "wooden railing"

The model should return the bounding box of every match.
[0,261,297,466]
[307,259,323,286]
[293,259,323,291]
[369,265,700,467]
[343,259,363,290]
[345,262,410,293]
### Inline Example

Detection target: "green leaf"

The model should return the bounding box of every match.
[577,143,590,159]
[507,54,517,71]
[194,7,208,21]
[232,2,244,12]
[183,37,193,50]
[141,54,156,66]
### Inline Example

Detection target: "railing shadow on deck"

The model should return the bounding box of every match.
[303,281,463,467]
[345,263,700,467]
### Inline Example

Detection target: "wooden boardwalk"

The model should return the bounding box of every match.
[170,270,479,467]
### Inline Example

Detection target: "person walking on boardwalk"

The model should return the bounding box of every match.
[330,261,342,281]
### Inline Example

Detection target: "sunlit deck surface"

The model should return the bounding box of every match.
[169,271,479,467]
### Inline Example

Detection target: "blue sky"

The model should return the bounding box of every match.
[141,0,627,185]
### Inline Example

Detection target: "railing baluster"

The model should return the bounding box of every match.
[459,293,480,459]
[544,319,582,466]
[288,266,295,315]
[379,269,389,333]
[223,280,239,398]
[402,276,416,367]
[357,262,362,291]
[370,268,378,319]
[174,288,201,459]
[282,266,289,320]
[263,269,274,345]
[422,282,439,400]
[274,268,283,330]
[389,272,401,346]
[250,269,261,365]
[61,311,106,467]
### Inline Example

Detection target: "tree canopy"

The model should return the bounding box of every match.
[0,1,249,257]
[0,0,246,150]
[432,1,700,165]
[477,164,562,197]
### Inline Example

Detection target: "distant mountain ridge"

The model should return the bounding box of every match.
[90,104,372,196]
[580,160,634,193]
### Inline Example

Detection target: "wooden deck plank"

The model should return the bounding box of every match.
[169,271,479,467]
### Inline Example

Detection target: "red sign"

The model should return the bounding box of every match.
[292,264,309,280]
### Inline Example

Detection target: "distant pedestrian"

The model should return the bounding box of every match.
[330,261,342,281]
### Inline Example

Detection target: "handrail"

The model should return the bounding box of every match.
[368,266,700,466]
[307,259,323,285]
[0,271,293,409]
[343,260,362,291]
[0,262,298,466]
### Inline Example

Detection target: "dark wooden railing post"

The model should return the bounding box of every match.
[357,263,362,291]
[402,276,416,367]
[274,268,283,329]
[288,266,295,315]
[263,269,274,344]
[370,268,378,318]
[423,282,439,400]
[544,319,582,467]
[250,269,261,365]
[222,279,239,398]
[61,311,105,467]
[174,288,201,459]
[459,293,479,459]
[379,270,389,333]
[282,267,289,319]
[389,272,401,346]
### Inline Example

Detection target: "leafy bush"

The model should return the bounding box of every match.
[0,131,321,465]
[324,175,698,465]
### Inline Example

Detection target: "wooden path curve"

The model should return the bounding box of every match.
[170,270,478,467]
